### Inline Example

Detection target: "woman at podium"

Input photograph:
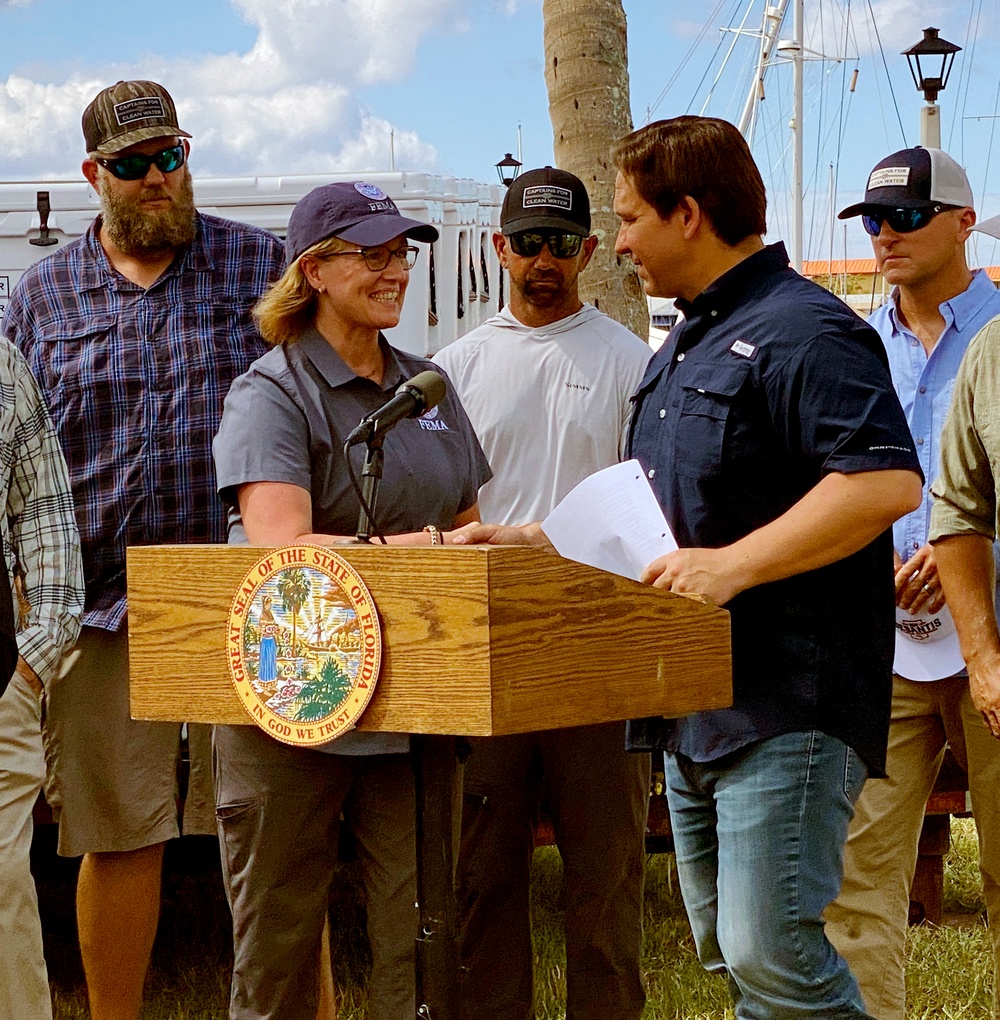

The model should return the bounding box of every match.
[212,181,490,1020]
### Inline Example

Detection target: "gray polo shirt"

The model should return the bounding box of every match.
[214,326,491,754]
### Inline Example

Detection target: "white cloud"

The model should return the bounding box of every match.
[0,0,466,178]
[861,0,966,52]
[806,0,979,59]
[0,75,104,172]
[232,0,463,87]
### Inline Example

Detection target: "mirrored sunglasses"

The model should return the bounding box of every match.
[507,231,584,259]
[96,144,187,181]
[323,245,420,272]
[861,205,949,237]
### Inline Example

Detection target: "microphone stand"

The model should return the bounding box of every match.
[347,416,463,1016]
[354,432,385,543]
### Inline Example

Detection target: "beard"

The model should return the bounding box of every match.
[520,273,566,307]
[98,165,197,257]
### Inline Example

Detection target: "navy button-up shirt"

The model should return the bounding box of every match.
[628,243,920,774]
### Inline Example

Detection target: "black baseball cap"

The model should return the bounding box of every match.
[839,146,973,219]
[285,182,439,266]
[501,167,591,235]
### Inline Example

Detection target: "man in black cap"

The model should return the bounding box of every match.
[826,147,1000,1020]
[435,166,652,1020]
[2,80,284,1020]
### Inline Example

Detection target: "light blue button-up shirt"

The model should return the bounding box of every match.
[871,268,1000,644]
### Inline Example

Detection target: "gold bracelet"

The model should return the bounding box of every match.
[423,525,442,546]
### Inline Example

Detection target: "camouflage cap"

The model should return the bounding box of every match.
[83,80,191,156]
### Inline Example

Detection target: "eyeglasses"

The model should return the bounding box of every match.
[861,205,951,237]
[322,245,420,272]
[96,144,187,181]
[507,231,584,259]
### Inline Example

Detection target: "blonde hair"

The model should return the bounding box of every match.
[253,235,355,345]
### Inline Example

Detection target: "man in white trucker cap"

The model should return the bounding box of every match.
[827,146,1000,1020]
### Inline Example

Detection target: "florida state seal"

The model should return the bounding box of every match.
[226,545,382,747]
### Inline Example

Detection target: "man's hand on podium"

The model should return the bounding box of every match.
[448,521,553,550]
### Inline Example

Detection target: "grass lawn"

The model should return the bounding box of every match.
[35,818,992,1018]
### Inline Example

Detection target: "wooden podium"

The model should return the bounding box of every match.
[127,544,732,1018]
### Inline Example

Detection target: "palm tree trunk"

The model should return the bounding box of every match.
[543,0,649,341]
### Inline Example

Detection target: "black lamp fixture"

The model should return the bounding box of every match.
[495,152,522,187]
[902,27,961,103]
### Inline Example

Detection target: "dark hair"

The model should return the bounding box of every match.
[611,116,767,246]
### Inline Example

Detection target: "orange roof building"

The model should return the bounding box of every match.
[802,259,1000,283]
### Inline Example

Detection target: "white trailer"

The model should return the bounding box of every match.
[0,171,505,357]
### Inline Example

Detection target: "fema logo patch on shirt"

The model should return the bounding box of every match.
[354,182,387,201]
[522,185,572,211]
[418,406,450,433]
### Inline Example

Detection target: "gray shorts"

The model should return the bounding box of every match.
[43,626,215,857]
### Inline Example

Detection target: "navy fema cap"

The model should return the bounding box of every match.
[285,181,439,266]
[839,146,973,219]
[501,166,591,235]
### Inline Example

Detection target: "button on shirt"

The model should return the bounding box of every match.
[628,243,920,774]
[873,269,1000,610]
[2,214,285,631]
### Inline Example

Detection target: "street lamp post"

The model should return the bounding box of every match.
[495,153,522,188]
[902,27,961,148]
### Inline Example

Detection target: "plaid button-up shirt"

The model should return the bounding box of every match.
[2,213,284,631]
[0,339,83,685]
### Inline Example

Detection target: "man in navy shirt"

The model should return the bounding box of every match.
[612,117,922,1018]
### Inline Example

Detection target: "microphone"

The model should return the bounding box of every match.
[345,370,447,447]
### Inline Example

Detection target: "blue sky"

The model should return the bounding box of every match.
[1,0,997,259]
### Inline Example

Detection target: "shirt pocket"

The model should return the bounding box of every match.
[673,361,750,478]
[32,316,119,422]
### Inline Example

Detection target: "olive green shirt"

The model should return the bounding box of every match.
[930,315,1000,542]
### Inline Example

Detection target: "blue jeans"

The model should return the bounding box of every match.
[664,730,874,1020]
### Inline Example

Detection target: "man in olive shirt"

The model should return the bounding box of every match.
[931,310,1000,750]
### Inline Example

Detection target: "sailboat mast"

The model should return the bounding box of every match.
[737,0,789,138]
[734,0,802,270]
[791,0,804,272]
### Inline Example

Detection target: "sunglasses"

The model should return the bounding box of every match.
[507,231,584,259]
[861,205,952,237]
[96,144,187,181]
[322,245,420,272]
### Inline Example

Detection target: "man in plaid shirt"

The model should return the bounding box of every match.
[0,338,83,1020]
[2,80,283,1020]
